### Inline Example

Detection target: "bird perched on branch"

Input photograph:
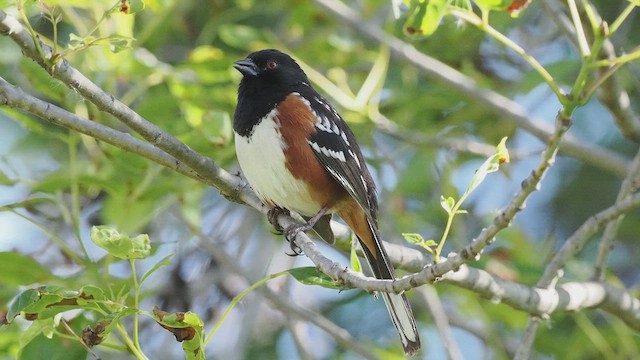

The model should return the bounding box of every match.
[233,49,420,356]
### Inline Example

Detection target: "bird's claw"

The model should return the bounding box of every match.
[284,223,307,256]
[267,207,289,234]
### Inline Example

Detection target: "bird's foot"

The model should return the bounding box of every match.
[267,206,290,235]
[284,222,313,256]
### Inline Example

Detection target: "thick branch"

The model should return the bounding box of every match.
[285,189,640,330]
[444,265,640,330]
[2,5,639,340]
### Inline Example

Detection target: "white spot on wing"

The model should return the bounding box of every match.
[307,140,346,162]
[341,131,350,145]
[348,149,360,168]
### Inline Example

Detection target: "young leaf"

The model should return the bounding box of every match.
[140,254,173,285]
[7,285,106,323]
[423,239,438,248]
[466,137,509,195]
[350,235,362,273]
[403,233,437,253]
[288,267,344,290]
[404,0,450,37]
[107,35,134,53]
[152,306,205,360]
[90,225,151,260]
[440,196,456,214]
[402,233,425,245]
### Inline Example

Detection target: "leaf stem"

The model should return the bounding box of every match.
[5,208,85,264]
[129,259,144,357]
[117,323,149,360]
[203,270,290,345]
[68,133,90,260]
[449,7,564,100]
[590,46,640,67]
[566,0,591,57]
[16,0,50,65]
[608,1,638,35]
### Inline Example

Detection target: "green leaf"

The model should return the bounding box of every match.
[90,225,151,260]
[466,137,509,195]
[7,285,106,323]
[474,0,512,11]
[403,233,437,252]
[18,318,56,350]
[17,315,88,360]
[140,254,173,285]
[440,196,456,214]
[404,0,450,37]
[0,252,56,286]
[152,306,205,360]
[107,35,134,53]
[424,239,438,247]
[350,235,362,273]
[288,267,343,290]
[402,233,425,245]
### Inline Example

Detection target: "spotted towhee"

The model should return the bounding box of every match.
[233,49,420,355]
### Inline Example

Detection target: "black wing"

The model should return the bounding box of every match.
[304,93,378,221]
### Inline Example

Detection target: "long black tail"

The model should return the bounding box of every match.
[338,205,421,356]
[359,223,421,356]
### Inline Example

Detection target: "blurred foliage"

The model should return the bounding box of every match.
[0,0,639,359]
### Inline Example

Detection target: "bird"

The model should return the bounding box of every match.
[233,49,421,356]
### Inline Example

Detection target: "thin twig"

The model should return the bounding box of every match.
[0,8,243,200]
[537,191,640,289]
[566,0,591,57]
[593,145,640,279]
[417,286,463,360]
[311,0,629,177]
[196,233,381,360]
[513,317,540,360]
[0,77,205,185]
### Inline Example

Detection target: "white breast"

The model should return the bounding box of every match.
[235,110,321,216]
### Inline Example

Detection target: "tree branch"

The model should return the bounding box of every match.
[3,5,639,349]
[594,145,640,279]
[196,233,382,360]
[541,0,640,142]
[538,191,640,288]
[0,77,205,183]
[0,8,244,200]
[312,0,630,177]
[444,265,640,330]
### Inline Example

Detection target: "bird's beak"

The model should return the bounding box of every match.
[233,58,259,76]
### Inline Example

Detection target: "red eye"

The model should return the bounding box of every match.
[266,60,278,70]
